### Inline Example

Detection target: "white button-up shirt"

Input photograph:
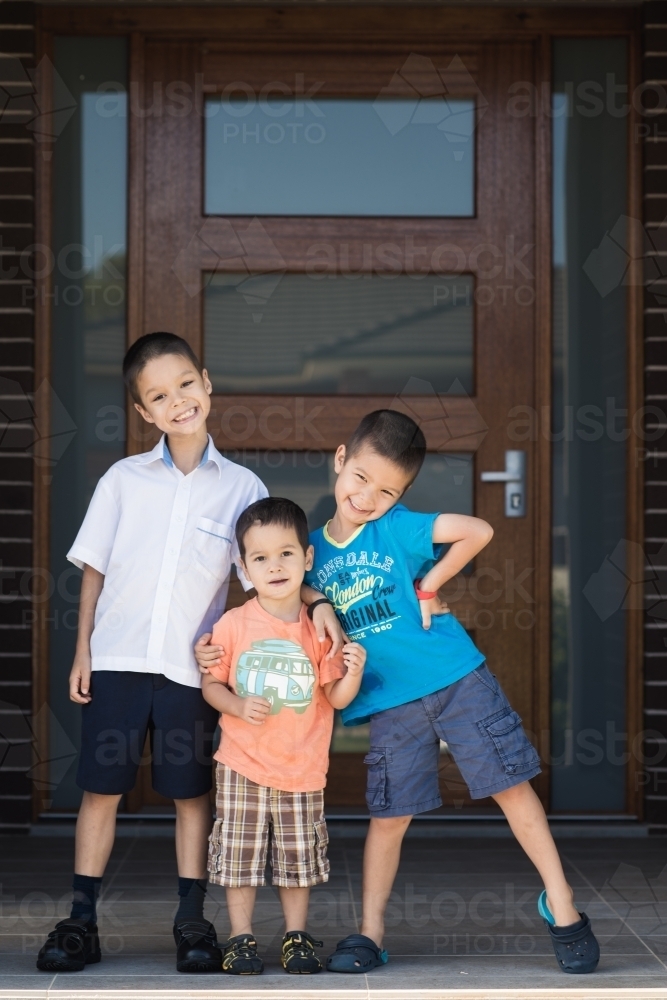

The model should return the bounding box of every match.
[67,435,267,688]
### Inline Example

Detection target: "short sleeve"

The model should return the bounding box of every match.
[232,475,269,592]
[67,473,120,574]
[314,637,347,687]
[208,611,236,685]
[386,505,439,566]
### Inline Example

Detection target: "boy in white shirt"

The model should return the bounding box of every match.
[36,332,341,975]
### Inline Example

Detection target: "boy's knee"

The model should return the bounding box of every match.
[82,790,122,809]
[370,814,412,835]
[174,791,211,809]
[492,780,532,806]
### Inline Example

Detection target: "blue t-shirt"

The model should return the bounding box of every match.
[306,504,485,726]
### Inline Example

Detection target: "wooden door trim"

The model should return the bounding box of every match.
[40,5,637,39]
[208,394,487,453]
[531,31,552,807]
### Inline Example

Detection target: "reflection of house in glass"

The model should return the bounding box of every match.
[204,274,474,396]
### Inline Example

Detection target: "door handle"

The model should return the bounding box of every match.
[480,450,526,518]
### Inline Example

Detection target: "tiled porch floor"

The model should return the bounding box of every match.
[1,828,667,998]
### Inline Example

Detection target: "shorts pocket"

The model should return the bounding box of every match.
[472,663,500,694]
[313,816,330,878]
[207,817,225,875]
[364,748,390,810]
[479,710,540,776]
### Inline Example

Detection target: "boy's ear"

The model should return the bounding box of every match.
[304,544,315,571]
[134,401,155,425]
[201,367,213,396]
[333,444,346,473]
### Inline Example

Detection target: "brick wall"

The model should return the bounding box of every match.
[643,0,667,824]
[0,0,35,832]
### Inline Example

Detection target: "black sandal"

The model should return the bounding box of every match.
[538,891,600,974]
[326,933,388,973]
[281,930,323,973]
[221,934,263,975]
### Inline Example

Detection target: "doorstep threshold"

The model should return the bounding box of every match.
[4,988,667,1000]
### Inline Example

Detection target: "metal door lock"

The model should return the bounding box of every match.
[480,450,526,518]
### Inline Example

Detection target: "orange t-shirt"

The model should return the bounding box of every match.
[209,598,346,792]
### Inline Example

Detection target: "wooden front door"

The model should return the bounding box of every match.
[126,23,549,811]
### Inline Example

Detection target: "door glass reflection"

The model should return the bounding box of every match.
[205,274,474,396]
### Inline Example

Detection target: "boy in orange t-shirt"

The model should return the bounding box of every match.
[202,497,365,976]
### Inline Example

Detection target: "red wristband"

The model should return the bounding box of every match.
[414,579,437,601]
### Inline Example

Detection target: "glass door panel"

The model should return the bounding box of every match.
[205,273,474,396]
[205,97,475,217]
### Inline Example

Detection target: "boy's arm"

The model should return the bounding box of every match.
[201,673,270,726]
[301,584,345,657]
[69,564,105,704]
[417,514,494,629]
[323,642,366,710]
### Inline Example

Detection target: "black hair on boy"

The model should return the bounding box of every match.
[123,332,203,404]
[346,409,426,483]
[236,497,309,560]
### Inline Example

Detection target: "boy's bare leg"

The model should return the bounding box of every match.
[74,791,122,876]
[493,782,579,926]
[279,886,310,931]
[174,793,212,878]
[226,887,257,936]
[360,814,412,947]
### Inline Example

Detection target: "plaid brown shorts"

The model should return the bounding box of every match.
[207,763,330,888]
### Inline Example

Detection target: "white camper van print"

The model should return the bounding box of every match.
[235,639,315,715]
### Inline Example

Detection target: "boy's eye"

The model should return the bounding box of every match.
[152,393,165,402]
[181,380,194,388]
[281,550,294,557]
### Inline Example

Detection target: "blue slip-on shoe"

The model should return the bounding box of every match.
[538,890,600,974]
[326,934,388,973]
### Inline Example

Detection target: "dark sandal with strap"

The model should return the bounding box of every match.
[221,934,263,975]
[281,930,323,974]
[538,891,600,974]
[326,933,388,974]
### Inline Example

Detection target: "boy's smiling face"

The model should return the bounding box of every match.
[333,444,412,527]
[134,353,212,438]
[240,522,314,603]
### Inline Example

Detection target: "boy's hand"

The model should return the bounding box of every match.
[69,651,92,704]
[237,695,271,726]
[418,594,450,630]
[194,632,223,674]
[312,602,346,658]
[342,642,366,676]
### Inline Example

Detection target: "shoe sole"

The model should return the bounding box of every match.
[37,961,85,972]
[36,954,100,973]
[177,961,222,973]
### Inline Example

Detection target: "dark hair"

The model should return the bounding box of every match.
[235,497,309,560]
[123,332,203,404]
[346,409,426,483]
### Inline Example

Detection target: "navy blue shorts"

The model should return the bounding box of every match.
[76,671,219,799]
[364,664,541,817]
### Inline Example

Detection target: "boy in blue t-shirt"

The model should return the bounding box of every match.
[196,410,600,977]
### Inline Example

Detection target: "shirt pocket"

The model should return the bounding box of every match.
[193,517,234,583]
